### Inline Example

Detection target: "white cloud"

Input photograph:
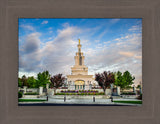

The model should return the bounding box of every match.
[19,24,142,85]
[84,33,142,85]
[20,25,34,31]
[129,25,141,32]
[119,51,135,57]
[62,22,70,28]
[41,20,48,24]
[110,19,120,24]
[19,25,81,76]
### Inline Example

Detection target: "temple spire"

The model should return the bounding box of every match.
[77,39,81,53]
[78,38,80,45]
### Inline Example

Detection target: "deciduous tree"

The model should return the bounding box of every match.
[27,76,37,88]
[115,71,135,90]
[37,71,51,88]
[50,74,65,95]
[95,71,115,95]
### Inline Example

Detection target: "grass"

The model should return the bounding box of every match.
[113,100,142,104]
[19,99,47,102]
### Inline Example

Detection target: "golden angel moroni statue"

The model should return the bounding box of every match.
[78,39,80,44]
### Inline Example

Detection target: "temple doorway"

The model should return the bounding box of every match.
[75,80,85,90]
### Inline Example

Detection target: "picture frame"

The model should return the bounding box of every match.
[0,0,159,124]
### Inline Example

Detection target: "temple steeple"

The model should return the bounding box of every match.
[77,39,82,53]
[67,39,93,91]
[71,39,88,75]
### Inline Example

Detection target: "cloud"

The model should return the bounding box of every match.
[19,32,42,73]
[110,19,120,24]
[23,33,41,54]
[41,20,48,24]
[84,32,142,85]
[62,22,70,28]
[119,51,135,57]
[19,21,142,85]
[19,26,81,76]
[129,25,141,32]
[20,25,34,31]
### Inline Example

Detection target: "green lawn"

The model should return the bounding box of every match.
[19,99,47,102]
[113,100,142,104]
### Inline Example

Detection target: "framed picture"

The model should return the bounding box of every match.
[0,0,159,124]
[18,18,142,106]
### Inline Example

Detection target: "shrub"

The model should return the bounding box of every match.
[18,92,23,98]
[137,94,142,100]
[24,92,39,95]
[121,92,136,95]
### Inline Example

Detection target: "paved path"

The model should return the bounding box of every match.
[19,96,142,106]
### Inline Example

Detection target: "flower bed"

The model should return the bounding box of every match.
[60,90,99,93]
[55,92,104,95]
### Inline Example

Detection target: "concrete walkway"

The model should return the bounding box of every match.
[19,95,142,106]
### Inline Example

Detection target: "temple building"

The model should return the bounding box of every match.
[67,39,94,90]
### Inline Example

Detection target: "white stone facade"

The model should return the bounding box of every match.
[67,39,94,90]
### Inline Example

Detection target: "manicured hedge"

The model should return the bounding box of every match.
[121,92,136,95]
[24,92,39,95]
[18,92,23,98]
[113,100,142,104]
[19,99,46,102]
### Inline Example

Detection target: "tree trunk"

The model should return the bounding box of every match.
[103,87,106,95]
[54,88,56,95]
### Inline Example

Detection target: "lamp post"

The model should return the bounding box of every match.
[64,95,66,102]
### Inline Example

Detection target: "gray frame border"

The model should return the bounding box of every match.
[0,0,160,124]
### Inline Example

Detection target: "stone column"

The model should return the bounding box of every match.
[139,86,142,94]
[18,87,21,92]
[46,83,49,90]
[23,86,27,94]
[89,84,92,90]
[110,83,113,95]
[70,81,75,90]
[117,86,120,95]
[39,86,43,95]
[133,85,136,94]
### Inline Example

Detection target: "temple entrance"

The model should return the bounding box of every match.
[75,80,85,90]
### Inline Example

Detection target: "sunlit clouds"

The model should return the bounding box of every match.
[19,18,142,85]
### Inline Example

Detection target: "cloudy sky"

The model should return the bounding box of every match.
[19,18,142,85]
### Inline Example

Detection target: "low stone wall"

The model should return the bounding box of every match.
[26,88,39,93]
[121,95,138,99]
[23,95,39,98]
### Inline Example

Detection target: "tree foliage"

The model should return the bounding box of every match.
[115,71,135,89]
[21,75,28,87]
[50,74,65,95]
[27,76,37,88]
[95,71,115,94]
[37,71,51,88]
[18,78,23,87]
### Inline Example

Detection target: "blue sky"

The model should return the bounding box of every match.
[19,18,142,85]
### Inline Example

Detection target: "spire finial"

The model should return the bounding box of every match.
[78,38,80,44]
